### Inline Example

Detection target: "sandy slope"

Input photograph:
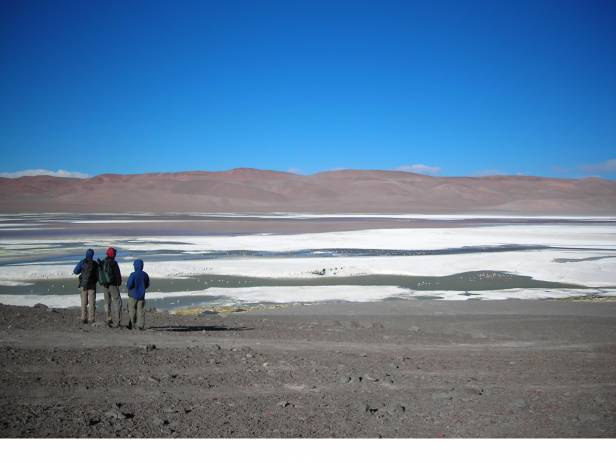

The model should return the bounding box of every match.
[1,300,615,437]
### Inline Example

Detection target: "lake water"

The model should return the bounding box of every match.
[1,213,615,309]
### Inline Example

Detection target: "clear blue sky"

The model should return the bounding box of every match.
[1,0,615,178]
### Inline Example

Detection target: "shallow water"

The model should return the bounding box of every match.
[1,213,615,308]
[0,271,584,310]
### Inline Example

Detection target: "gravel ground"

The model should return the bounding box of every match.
[0,300,615,438]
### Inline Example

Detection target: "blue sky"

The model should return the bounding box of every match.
[1,0,615,178]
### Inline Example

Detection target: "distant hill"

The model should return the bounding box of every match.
[1,168,615,214]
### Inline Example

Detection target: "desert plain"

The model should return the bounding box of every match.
[1,298,615,438]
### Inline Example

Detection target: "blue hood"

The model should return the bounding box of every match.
[127,259,149,300]
[85,248,94,260]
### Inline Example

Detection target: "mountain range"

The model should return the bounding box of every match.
[1,168,615,214]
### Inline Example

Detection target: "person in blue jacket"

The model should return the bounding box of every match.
[73,248,99,324]
[126,259,150,330]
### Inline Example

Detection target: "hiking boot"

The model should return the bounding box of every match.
[81,319,87,324]
[107,320,113,328]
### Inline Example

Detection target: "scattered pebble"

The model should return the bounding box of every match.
[464,386,484,396]
[363,404,379,415]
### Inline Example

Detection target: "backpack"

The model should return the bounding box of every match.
[80,259,97,287]
[97,258,115,286]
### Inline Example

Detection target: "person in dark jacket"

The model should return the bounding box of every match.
[73,248,99,323]
[126,259,150,330]
[99,247,123,328]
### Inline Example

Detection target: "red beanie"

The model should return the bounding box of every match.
[106,247,117,258]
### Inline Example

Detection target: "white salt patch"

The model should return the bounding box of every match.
[1,244,62,250]
[0,280,33,287]
[2,224,616,253]
[1,225,615,288]
[69,220,199,224]
[200,285,412,303]
[1,249,616,287]
[0,227,64,231]
[3,286,616,309]
[120,225,616,252]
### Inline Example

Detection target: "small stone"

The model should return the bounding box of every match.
[364,375,379,382]
[464,386,484,396]
[88,418,100,426]
[338,376,352,384]
[46,308,58,313]
[277,401,290,408]
[262,362,269,367]
[246,353,254,358]
[359,353,368,357]
[34,303,48,309]
[142,344,156,351]
[148,376,160,383]
[363,404,379,415]
[212,344,221,350]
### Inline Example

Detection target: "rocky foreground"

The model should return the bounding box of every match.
[0,300,615,438]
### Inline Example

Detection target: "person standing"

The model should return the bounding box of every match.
[73,248,99,324]
[98,247,123,328]
[127,259,150,330]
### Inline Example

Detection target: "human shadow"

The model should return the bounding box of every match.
[150,325,253,332]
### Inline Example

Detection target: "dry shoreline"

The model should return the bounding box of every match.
[1,300,615,437]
